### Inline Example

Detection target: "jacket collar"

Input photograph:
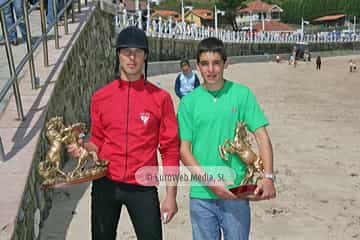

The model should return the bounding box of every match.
[118,75,146,89]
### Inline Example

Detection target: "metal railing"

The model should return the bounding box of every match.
[0,0,88,161]
[115,9,360,44]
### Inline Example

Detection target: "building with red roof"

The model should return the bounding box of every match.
[184,9,213,27]
[313,14,346,27]
[253,21,294,32]
[122,0,147,12]
[236,0,283,27]
[152,10,181,21]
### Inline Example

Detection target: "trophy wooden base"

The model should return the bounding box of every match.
[41,170,107,189]
[230,184,263,201]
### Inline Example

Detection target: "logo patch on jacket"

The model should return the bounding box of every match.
[139,112,150,125]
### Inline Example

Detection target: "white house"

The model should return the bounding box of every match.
[236,0,283,27]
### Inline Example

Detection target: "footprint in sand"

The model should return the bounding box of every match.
[264,207,288,216]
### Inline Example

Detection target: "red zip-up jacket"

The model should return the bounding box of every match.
[89,77,180,184]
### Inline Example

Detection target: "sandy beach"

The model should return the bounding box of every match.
[40,55,360,240]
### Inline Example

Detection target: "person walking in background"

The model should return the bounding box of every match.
[288,55,294,65]
[174,59,200,99]
[177,37,276,240]
[316,56,322,70]
[275,55,281,63]
[349,59,354,72]
[0,0,27,45]
[349,59,357,72]
[292,48,297,67]
[67,26,179,240]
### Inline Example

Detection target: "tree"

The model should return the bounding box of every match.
[278,0,360,23]
[155,0,217,12]
[154,0,180,11]
[215,0,247,30]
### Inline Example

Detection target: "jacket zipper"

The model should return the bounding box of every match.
[123,82,130,180]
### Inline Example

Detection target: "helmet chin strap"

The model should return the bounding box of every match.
[115,53,120,78]
[144,53,148,82]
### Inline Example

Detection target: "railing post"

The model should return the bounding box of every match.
[23,0,39,89]
[169,17,172,37]
[122,9,127,27]
[0,10,25,120]
[146,0,150,34]
[71,0,75,22]
[0,136,5,162]
[53,0,59,49]
[64,0,69,34]
[137,9,142,29]
[40,0,49,66]
[158,16,162,37]
[78,0,81,13]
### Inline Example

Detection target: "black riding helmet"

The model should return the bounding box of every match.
[115,26,149,81]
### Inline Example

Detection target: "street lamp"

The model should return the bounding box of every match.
[181,0,184,25]
[354,16,357,34]
[181,0,192,26]
[301,18,309,41]
[214,5,225,32]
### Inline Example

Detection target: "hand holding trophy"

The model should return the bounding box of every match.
[38,116,108,188]
[219,121,265,200]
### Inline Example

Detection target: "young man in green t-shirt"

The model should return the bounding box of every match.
[177,37,276,240]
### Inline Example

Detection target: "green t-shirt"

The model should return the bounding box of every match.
[177,80,269,199]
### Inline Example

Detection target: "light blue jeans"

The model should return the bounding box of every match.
[47,0,64,25]
[190,198,250,240]
[0,0,27,41]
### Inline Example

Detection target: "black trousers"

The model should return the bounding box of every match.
[91,177,162,240]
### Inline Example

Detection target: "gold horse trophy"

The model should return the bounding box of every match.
[38,116,108,188]
[219,121,264,200]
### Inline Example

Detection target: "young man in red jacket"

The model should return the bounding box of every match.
[68,26,180,240]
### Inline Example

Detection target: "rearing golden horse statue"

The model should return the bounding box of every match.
[38,117,108,188]
[219,122,264,185]
[38,117,67,185]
